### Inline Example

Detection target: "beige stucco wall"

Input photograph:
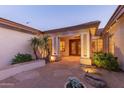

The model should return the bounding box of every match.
[107,15,124,70]
[114,16,124,70]
[0,27,36,68]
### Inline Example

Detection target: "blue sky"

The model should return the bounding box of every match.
[0,5,117,31]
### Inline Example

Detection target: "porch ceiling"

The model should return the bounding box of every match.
[60,35,80,40]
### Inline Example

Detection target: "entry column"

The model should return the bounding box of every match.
[52,36,60,56]
[80,32,91,65]
[55,36,60,56]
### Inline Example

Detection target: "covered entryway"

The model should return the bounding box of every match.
[59,35,81,57]
[49,31,92,65]
[46,21,100,65]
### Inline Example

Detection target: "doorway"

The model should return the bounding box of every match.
[69,39,81,56]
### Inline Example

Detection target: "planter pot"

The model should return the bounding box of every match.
[64,81,86,88]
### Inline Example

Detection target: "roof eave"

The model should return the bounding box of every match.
[103,5,124,34]
[44,21,100,34]
[0,18,43,35]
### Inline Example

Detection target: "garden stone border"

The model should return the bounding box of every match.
[0,60,45,81]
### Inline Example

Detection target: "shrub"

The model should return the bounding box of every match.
[93,52,119,71]
[12,53,33,64]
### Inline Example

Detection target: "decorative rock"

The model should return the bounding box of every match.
[65,81,84,88]
[64,77,86,88]
[84,73,107,88]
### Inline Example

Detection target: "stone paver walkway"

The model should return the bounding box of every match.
[0,56,124,88]
[0,58,87,88]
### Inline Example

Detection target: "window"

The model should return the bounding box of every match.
[97,39,103,52]
[109,35,114,55]
[103,35,109,53]
[60,41,65,52]
[92,40,97,52]
[92,38,103,53]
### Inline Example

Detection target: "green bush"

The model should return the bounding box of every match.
[93,52,119,71]
[12,53,33,64]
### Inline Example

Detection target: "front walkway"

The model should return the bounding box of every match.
[0,57,124,88]
[0,57,86,88]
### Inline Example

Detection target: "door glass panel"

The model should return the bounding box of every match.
[71,42,76,55]
[70,40,81,56]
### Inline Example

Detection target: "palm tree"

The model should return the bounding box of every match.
[39,35,50,63]
[31,37,40,60]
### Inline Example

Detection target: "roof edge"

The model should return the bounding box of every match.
[103,5,124,34]
[44,20,100,33]
[0,18,43,35]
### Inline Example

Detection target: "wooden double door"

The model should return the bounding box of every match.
[69,39,81,56]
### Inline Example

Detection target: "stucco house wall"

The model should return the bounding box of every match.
[114,15,124,69]
[0,27,36,68]
[104,15,124,70]
[101,6,124,70]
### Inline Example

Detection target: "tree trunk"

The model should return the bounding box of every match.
[33,48,38,60]
[45,49,50,64]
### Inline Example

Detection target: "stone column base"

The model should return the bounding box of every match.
[50,55,61,62]
[80,58,92,65]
